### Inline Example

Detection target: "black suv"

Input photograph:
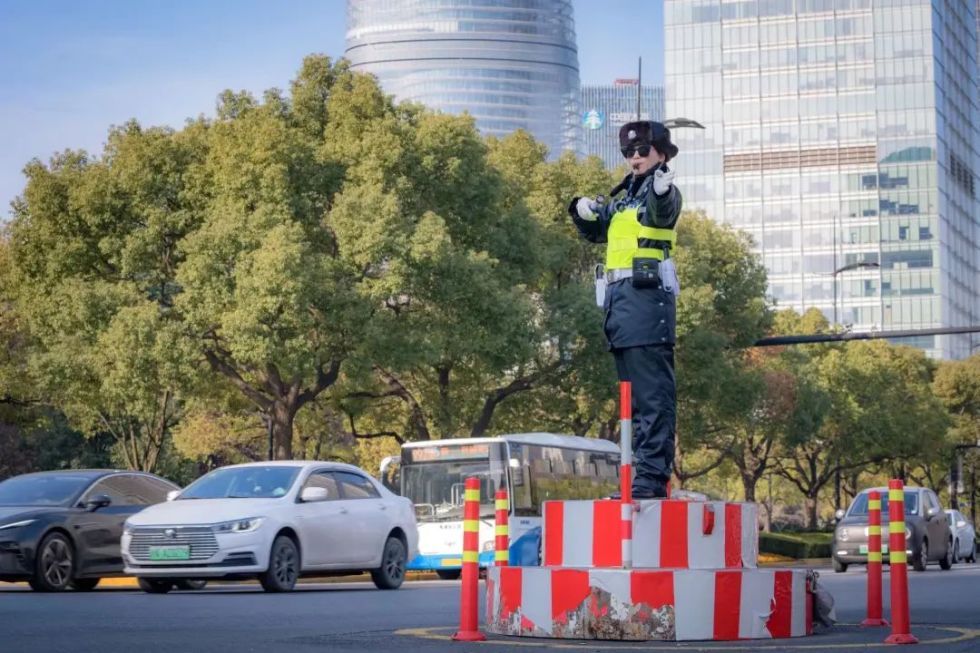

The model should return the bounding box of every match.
[832,486,952,573]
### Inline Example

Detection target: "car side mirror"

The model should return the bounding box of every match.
[957,520,967,529]
[300,486,330,503]
[834,509,845,521]
[926,507,939,519]
[166,490,180,502]
[84,494,112,512]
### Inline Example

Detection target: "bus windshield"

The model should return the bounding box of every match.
[401,442,507,522]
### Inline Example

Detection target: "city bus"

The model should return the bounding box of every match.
[379,433,620,577]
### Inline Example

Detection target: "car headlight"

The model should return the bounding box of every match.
[214,518,264,534]
[0,519,36,531]
[123,522,133,535]
[838,527,849,542]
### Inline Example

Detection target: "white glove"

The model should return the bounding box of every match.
[653,167,676,196]
[575,197,598,220]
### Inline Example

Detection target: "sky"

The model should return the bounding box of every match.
[0,0,666,219]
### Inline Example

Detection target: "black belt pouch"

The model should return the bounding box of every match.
[631,257,660,288]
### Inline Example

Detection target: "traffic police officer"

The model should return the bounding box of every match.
[569,121,682,499]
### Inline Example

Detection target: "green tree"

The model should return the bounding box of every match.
[336,131,615,442]
[932,353,980,505]
[175,58,365,459]
[671,212,772,487]
[934,354,980,447]
[774,326,948,528]
[5,115,209,471]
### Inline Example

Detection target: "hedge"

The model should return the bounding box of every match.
[758,532,833,559]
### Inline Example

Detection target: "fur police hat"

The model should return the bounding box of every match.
[618,120,679,161]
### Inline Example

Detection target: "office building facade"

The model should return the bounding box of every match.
[665,0,980,358]
[345,0,582,157]
[581,80,666,170]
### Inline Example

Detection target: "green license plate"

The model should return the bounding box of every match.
[859,544,889,554]
[149,546,190,561]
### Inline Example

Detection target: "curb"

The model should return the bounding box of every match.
[5,571,440,590]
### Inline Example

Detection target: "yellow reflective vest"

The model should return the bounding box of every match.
[605,206,677,270]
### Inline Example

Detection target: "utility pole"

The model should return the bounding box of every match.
[972,462,977,528]
[636,57,642,120]
[950,443,980,511]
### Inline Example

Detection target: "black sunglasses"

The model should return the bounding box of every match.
[621,144,652,158]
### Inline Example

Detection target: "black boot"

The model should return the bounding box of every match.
[632,478,668,499]
[607,480,668,500]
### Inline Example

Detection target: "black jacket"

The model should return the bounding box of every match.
[569,171,683,349]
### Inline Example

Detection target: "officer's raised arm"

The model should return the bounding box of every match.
[646,126,683,227]
[567,195,611,243]
[650,168,682,227]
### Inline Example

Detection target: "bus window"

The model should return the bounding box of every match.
[511,443,619,515]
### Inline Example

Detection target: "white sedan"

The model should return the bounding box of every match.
[946,509,977,564]
[122,461,418,593]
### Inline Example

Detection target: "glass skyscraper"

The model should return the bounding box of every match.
[581,80,666,170]
[665,0,979,359]
[345,0,582,157]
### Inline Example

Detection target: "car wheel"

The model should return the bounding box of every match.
[832,557,848,573]
[69,578,100,591]
[968,548,977,564]
[952,539,960,564]
[913,539,928,572]
[174,579,207,591]
[260,535,299,592]
[138,578,174,594]
[371,536,407,590]
[29,533,75,592]
[436,569,461,580]
[939,539,953,570]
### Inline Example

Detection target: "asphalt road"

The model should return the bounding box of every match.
[2,563,979,653]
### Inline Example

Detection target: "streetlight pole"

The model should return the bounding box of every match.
[829,261,881,328]
[827,258,880,507]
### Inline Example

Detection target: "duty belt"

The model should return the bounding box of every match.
[606,268,633,282]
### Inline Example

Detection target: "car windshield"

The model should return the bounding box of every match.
[0,474,94,506]
[178,466,301,500]
[847,491,919,517]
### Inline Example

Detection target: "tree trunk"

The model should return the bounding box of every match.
[804,493,819,531]
[741,472,757,503]
[271,401,296,460]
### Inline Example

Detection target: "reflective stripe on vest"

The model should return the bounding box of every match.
[605,207,677,270]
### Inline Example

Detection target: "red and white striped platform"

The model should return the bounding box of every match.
[485,566,814,641]
[543,499,759,569]
[484,499,816,642]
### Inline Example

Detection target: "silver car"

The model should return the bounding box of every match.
[832,486,953,573]
[945,509,977,564]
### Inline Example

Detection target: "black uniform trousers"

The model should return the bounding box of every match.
[612,344,676,495]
